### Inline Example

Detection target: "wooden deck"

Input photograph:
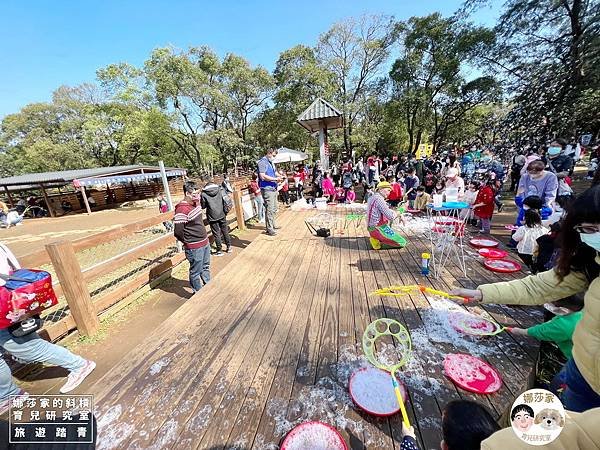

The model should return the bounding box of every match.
[91,208,544,450]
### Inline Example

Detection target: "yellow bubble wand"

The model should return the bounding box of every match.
[362,318,412,427]
[370,284,472,302]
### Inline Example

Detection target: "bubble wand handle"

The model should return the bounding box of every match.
[391,369,411,428]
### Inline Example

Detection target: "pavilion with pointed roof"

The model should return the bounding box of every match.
[297,98,343,170]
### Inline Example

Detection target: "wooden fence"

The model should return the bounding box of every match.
[19,187,254,342]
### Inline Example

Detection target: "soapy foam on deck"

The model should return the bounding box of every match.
[149,357,171,376]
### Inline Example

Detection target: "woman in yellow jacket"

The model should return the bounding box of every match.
[452,185,600,413]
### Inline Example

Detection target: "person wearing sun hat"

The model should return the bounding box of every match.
[366,181,407,250]
[445,167,465,198]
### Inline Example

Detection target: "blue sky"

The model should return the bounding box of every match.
[0,0,501,118]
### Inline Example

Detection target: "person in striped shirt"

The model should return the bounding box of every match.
[366,181,407,250]
[174,181,211,292]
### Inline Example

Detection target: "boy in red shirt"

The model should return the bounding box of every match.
[386,175,403,207]
[472,178,495,234]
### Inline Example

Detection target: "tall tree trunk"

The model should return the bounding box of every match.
[414,130,423,154]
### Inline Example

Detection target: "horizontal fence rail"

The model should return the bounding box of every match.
[14,187,256,343]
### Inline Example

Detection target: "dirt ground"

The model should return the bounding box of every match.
[2,205,158,257]
[13,222,267,396]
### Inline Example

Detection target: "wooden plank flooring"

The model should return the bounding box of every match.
[92,208,542,450]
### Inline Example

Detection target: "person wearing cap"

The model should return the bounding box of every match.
[445,168,465,198]
[366,181,407,250]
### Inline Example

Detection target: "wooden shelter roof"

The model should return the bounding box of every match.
[297,98,343,132]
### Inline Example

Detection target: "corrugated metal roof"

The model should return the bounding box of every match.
[297,98,342,122]
[0,165,180,187]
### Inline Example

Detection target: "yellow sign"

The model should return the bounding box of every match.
[415,144,433,159]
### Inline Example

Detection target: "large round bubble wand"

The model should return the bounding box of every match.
[362,318,412,427]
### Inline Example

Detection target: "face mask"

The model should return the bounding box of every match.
[548,147,561,157]
[580,232,600,251]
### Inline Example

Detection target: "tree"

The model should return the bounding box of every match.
[463,0,600,138]
[389,13,496,153]
[431,76,501,149]
[143,46,274,173]
[317,15,397,156]
[249,45,336,153]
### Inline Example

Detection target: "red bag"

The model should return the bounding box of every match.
[0,270,58,329]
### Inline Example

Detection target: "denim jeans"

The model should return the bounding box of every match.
[185,245,211,292]
[561,358,600,412]
[253,195,265,222]
[0,329,85,400]
[480,217,491,233]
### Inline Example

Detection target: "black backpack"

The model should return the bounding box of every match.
[222,189,233,214]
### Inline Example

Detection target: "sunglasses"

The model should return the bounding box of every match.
[575,225,600,234]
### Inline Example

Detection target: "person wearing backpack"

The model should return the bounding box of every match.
[0,243,96,412]
[201,177,232,256]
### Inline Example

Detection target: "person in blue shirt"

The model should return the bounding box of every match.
[257,148,283,236]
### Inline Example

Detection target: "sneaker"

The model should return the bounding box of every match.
[0,389,28,415]
[225,247,232,253]
[498,203,504,213]
[214,251,224,257]
[60,360,96,394]
[266,230,278,236]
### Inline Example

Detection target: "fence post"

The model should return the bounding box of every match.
[45,241,100,336]
[232,189,246,231]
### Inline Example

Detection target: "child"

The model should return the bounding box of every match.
[321,172,336,202]
[335,187,346,203]
[278,170,290,205]
[345,185,356,203]
[587,158,598,180]
[433,180,445,195]
[403,168,420,208]
[441,400,500,450]
[510,294,583,395]
[414,186,431,211]
[472,178,495,234]
[157,193,173,232]
[387,175,403,207]
[557,173,573,196]
[249,174,264,223]
[400,423,419,450]
[461,181,479,223]
[423,170,436,194]
[512,209,549,268]
[342,170,354,194]
[293,165,305,199]
[543,193,574,227]
[363,185,374,204]
[509,294,583,360]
